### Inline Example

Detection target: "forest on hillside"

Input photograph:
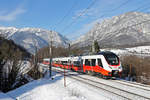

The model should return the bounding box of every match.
[0,35,31,92]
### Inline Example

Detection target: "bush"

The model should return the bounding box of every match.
[121,55,150,84]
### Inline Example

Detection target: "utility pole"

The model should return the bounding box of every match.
[64,65,66,87]
[64,43,70,87]
[129,64,132,81]
[49,31,53,78]
[64,43,71,87]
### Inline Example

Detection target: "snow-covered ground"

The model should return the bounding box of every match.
[101,46,150,56]
[3,71,108,100]
[0,92,14,100]
[1,66,150,100]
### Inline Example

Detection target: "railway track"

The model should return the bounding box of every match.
[111,79,150,92]
[115,79,150,87]
[91,74,150,92]
[53,69,150,100]
[69,75,150,100]
[53,67,150,92]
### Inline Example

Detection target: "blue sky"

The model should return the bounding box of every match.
[0,0,150,40]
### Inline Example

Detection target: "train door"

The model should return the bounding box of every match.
[68,59,71,69]
[81,59,83,72]
[84,59,96,75]
[97,59,103,68]
[91,59,96,72]
[95,58,104,74]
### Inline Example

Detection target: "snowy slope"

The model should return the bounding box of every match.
[6,73,108,100]
[0,27,69,54]
[0,92,14,100]
[73,12,150,48]
[101,46,150,56]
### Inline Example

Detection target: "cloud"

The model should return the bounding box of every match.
[0,6,26,21]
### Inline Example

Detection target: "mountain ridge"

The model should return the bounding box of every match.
[72,12,150,48]
[0,27,69,54]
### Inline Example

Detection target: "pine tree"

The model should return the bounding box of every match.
[94,40,100,53]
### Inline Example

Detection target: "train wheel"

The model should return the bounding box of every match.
[111,77,116,80]
[90,71,95,76]
[87,71,95,76]
[102,75,109,80]
[70,68,74,71]
[96,73,102,78]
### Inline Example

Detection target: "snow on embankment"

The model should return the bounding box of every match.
[0,92,14,100]
[6,72,109,100]
[7,75,82,100]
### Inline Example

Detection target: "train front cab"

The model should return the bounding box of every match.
[101,52,122,78]
[102,52,122,77]
[82,53,122,78]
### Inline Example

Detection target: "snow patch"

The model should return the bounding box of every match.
[0,92,14,100]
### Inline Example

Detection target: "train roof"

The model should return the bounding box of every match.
[98,51,117,56]
[43,51,118,61]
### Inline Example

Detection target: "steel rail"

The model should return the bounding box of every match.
[114,79,150,88]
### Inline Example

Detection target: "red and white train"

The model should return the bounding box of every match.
[43,51,122,78]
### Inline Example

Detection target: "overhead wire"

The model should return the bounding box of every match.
[60,0,97,33]
[95,0,150,22]
[62,0,131,39]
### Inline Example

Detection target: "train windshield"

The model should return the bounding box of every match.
[104,54,119,65]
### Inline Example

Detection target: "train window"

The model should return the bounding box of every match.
[61,61,64,65]
[44,61,49,63]
[68,60,71,65]
[61,61,67,65]
[91,59,96,66]
[85,59,91,66]
[104,54,119,65]
[73,61,80,67]
[98,59,103,68]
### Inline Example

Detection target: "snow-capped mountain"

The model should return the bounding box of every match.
[0,27,69,54]
[72,12,150,48]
